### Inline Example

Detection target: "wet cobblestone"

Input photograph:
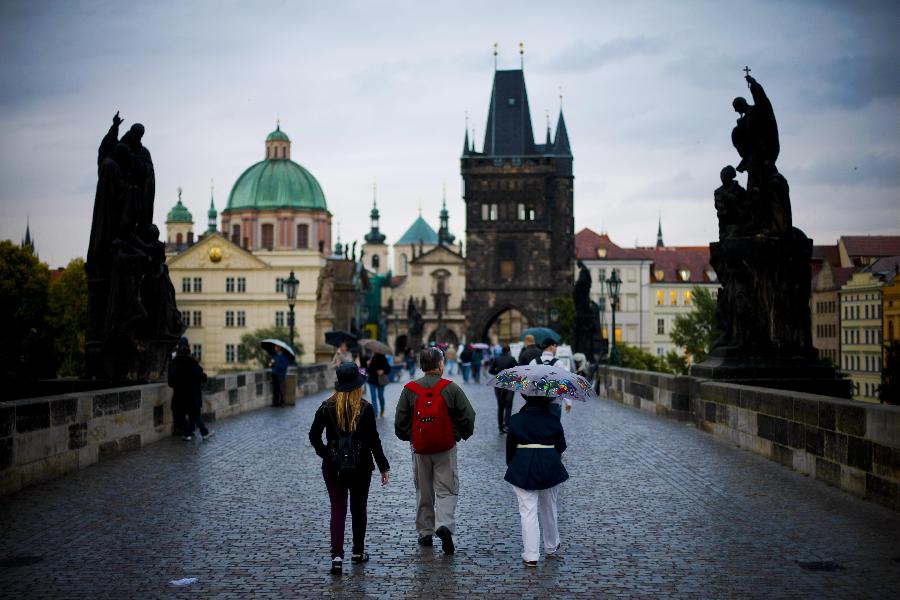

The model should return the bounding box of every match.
[2,375,900,598]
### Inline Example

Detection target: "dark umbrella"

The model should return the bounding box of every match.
[325,330,357,348]
[520,327,561,344]
[260,339,297,362]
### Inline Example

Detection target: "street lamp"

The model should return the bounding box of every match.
[606,270,621,366]
[284,270,299,351]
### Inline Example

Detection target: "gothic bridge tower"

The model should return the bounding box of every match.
[461,67,574,342]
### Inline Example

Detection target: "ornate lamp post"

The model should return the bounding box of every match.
[284,270,299,351]
[598,288,607,356]
[606,270,621,366]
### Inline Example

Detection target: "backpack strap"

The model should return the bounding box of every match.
[544,357,558,366]
[404,378,452,397]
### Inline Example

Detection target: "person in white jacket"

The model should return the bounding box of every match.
[528,339,573,418]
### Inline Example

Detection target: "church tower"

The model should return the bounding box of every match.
[362,185,389,273]
[461,65,574,341]
[166,187,194,250]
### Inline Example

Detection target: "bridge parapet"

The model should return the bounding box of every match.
[600,366,900,513]
[0,364,332,497]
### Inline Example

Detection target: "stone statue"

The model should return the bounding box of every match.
[407,297,424,351]
[85,113,183,381]
[695,72,847,396]
[573,260,594,358]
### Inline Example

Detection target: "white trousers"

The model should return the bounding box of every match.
[512,484,561,561]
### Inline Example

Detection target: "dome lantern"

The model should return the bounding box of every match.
[265,120,291,160]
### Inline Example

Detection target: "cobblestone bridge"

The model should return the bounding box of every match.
[2,375,899,599]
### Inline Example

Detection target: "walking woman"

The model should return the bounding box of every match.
[366,350,390,417]
[504,395,568,567]
[309,362,391,575]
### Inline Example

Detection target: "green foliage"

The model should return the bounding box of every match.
[880,341,900,405]
[239,326,299,369]
[617,343,673,374]
[0,241,54,383]
[46,258,88,377]
[665,349,690,375]
[669,286,720,363]
[550,295,575,345]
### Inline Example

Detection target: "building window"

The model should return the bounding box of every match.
[226,311,235,327]
[481,204,488,220]
[276,311,285,327]
[657,290,664,306]
[226,277,235,293]
[182,311,191,327]
[237,344,247,362]
[483,203,498,221]
[226,344,236,363]
[401,254,408,273]
[670,290,677,305]
[657,318,665,334]
[276,278,284,293]
[192,277,202,293]
[193,311,202,327]
[297,223,309,249]
[684,290,692,305]
[526,205,535,220]
[372,254,380,270]
[175,232,183,246]
[182,278,191,293]
[498,240,515,282]
[237,277,246,292]
[517,203,526,220]
[191,344,202,361]
[679,269,690,281]
[598,269,606,284]
[261,223,274,250]
[237,310,246,327]
[657,347,664,357]
[232,224,241,243]
[655,269,664,281]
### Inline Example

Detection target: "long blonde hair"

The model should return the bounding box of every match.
[330,387,363,432]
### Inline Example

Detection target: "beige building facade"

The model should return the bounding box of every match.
[839,271,885,402]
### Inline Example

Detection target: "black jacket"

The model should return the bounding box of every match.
[309,398,390,474]
[517,344,542,366]
[504,405,569,490]
[489,353,518,375]
[167,354,207,410]
[366,353,390,385]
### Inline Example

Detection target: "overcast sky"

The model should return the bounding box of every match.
[1,0,898,268]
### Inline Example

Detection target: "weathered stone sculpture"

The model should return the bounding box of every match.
[407,297,424,352]
[573,260,595,359]
[85,113,183,381]
[693,74,849,397]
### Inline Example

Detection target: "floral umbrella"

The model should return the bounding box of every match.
[488,364,596,402]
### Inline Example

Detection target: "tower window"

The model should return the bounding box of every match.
[372,254,380,270]
[498,240,515,282]
[297,224,309,249]
[401,254,408,273]
[232,224,241,244]
[261,223,274,250]
[176,232,183,246]
[517,203,525,220]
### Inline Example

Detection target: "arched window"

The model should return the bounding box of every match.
[401,254,408,273]
[296,223,309,249]
[372,254,380,270]
[176,232,183,246]
[261,223,274,250]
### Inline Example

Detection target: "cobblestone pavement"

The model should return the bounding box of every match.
[2,373,900,599]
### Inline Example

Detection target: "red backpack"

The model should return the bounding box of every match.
[405,379,455,455]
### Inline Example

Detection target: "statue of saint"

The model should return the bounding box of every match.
[731,73,780,192]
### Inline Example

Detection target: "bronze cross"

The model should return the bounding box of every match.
[743,65,751,87]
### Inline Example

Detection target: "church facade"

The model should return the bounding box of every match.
[461,67,575,342]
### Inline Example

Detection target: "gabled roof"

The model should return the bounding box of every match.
[396,216,439,246]
[483,69,536,156]
[867,255,900,280]
[644,246,714,283]
[812,244,840,267]
[575,228,649,260]
[840,236,900,259]
[411,243,464,265]
[833,267,855,288]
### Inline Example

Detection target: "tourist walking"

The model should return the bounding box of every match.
[168,337,213,441]
[529,339,572,417]
[489,345,518,434]
[394,347,475,554]
[404,350,417,381]
[366,350,390,417]
[459,345,472,383]
[309,362,391,575]
[444,344,457,376]
[271,345,289,406]
[505,395,568,567]
[471,347,483,383]
[517,334,542,366]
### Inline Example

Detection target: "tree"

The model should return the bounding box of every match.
[0,240,54,391]
[550,295,575,345]
[880,341,900,405]
[669,286,720,364]
[239,326,298,369]
[665,349,690,375]
[46,258,88,377]
[618,343,673,374]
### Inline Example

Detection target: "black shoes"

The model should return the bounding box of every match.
[435,526,455,554]
[351,552,369,564]
[330,557,342,575]
[417,535,433,547]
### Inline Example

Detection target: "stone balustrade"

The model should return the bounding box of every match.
[600,366,900,512]
[0,364,332,496]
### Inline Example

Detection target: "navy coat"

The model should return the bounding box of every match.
[504,404,569,490]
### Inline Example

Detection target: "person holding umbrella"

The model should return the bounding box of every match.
[309,362,391,575]
[529,338,572,418]
[271,345,290,407]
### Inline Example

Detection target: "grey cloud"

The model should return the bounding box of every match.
[544,37,667,73]
[788,152,900,188]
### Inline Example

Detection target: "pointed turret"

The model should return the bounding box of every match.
[483,69,536,156]
[21,219,35,254]
[438,185,456,245]
[207,182,218,234]
[656,216,665,248]
[553,109,571,156]
[462,128,471,156]
[364,188,386,244]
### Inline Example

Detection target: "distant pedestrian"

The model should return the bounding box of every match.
[168,338,213,441]
[394,347,476,554]
[366,350,390,417]
[404,350,417,381]
[444,345,457,376]
[459,345,472,383]
[517,334,542,366]
[505,395,568,567]
[471,347,483,383]
[529,339,572,417]
[309,362,391,575]
[330,341,353,370]
[271,345,290,407]
[489,345,518,433]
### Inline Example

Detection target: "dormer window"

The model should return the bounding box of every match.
[596,248,607,258]
[655,269,664,281]
[679,269,690,281]
[706,270,717,282]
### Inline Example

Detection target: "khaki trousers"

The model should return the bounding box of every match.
[412,445,459,536]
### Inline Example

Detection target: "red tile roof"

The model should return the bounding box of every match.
[575,228,650,260]
[833,267,855,288]
[812,244,840,267]
[643,246,714,283]
[841,236,900,259]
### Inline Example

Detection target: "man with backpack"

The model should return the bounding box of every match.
[394,347,476,554]
[529,338,573,418]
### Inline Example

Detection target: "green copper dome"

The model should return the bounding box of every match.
[266,126,290,142]
[226,159,327,212]
[166,199,193,223]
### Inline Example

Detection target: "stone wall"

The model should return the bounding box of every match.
[0,364,331,496]
[600,366,900,512]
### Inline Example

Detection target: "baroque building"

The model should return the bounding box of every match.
[461,66,574,342]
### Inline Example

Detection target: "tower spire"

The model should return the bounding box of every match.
[207,178,218,233]
[656,213,664,248]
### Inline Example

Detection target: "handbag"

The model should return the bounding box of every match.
[378,373,389,387]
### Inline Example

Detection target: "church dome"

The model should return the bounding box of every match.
[226,125,327,212]
[166,197,193,223]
